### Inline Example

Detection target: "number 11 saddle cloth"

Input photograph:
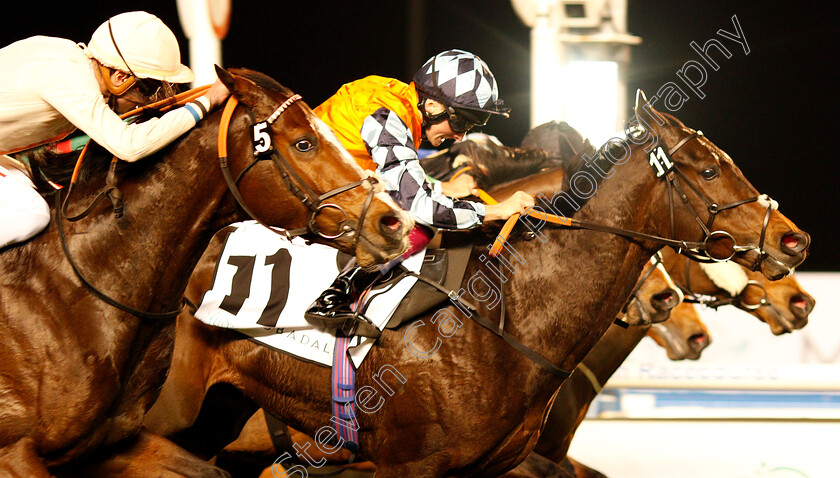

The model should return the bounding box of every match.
[194,221,423,367]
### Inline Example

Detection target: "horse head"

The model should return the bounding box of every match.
[632,90,809,280]
[214,67,412,267]
[622,256,682,326]
[735,270,815,335]
[647,302,711,360]
[661,248,814,335]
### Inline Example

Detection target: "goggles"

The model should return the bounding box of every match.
[135,78,163,98]
[446,106,491,134]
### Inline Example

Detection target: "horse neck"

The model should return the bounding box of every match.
[578,323,648,392]
[540,322,648,457]
[502,150,663,382]
[63,119,284,312]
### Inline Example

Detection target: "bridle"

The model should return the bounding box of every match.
[675,258,770,312]
[616,251,682,320]
[217,94,379,248]
[652,129,777,269]
[55,86,378,321]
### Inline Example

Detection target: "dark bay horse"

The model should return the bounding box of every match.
[528,312,709,466]
[0,67,411,476]
[206,256,685,476]
[145,92,809,476]
[519,264,812,470]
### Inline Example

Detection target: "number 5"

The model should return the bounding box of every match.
[252,121,272,154]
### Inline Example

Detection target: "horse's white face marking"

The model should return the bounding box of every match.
[698,260,750,296]
[309,116,405,216]
[310,117,367,175]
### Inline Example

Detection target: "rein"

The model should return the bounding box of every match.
[401,265,571,380]
[456,128,776,380]
[53,87,215,321]
[618,252,665,315]
[576,362,603,394]
[58,86,213,222]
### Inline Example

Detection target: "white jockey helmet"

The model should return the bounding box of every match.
[85,11,194,83]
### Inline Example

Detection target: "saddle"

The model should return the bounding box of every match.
[385,241,472,329]
[336,234,474,330]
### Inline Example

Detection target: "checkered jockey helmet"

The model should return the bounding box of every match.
[413,49,510,118]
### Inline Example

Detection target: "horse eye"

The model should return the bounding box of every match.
[294,139,314,152]
[700,167,718,180]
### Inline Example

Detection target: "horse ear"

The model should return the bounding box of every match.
[214,65,262,106]
[633,89,666,132]
[634,89,649,112]
[215,65,234,89]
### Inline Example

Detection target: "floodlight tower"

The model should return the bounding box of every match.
[176,0,231,87]
[510,0,641,145]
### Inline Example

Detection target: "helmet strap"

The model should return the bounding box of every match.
[102,18,139,97]
[107,19,139,79]
[418,97,449,133]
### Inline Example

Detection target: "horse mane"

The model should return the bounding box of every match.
[552,137,621,217]
[451,139,559,190]
[26,141,113,193]
[521,121,588,161]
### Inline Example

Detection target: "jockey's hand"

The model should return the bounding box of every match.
[440,174,478,198]
[205,78,231,110]
[484,191,535,222]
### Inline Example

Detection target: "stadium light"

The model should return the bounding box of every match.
[511,0,640,146]
[564,60,618,145]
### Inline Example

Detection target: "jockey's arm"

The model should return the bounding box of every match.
[35,55,220,162]
[361,107,487,230]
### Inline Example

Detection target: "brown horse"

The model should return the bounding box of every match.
[145,92,809,476]
[647,302,711,360]
[527,256,815,471]
[517,266,813,470]
[517,313,707,474]
[208,256,685,477]
[660,248,816,335]
[0,67,411,476]
[240,302,706,478]
[621,256,682,326]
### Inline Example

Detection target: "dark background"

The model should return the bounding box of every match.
[4,1,837,270]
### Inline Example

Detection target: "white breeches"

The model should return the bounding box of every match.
[0,158,50,248]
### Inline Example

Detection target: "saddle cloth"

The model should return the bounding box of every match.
[194,221,423,368]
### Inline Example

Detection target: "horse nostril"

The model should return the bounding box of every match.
[380,214,402,233]
[789,293,815,317]
[689,333,709,350]
[652,290,678,310]
[780,232,809,255]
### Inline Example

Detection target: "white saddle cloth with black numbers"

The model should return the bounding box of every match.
[194,221,422,367]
